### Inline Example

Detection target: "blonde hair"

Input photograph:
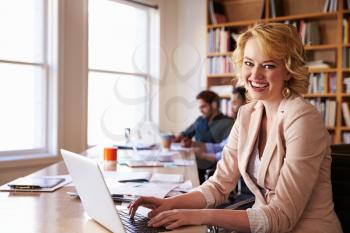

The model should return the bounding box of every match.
[232,23,309,96]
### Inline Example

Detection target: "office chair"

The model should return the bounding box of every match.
[330,144,350,232]
[205,171,255,233]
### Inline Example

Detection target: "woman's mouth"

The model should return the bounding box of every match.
[249,81,268,92]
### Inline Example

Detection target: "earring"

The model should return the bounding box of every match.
[282,82,291,98]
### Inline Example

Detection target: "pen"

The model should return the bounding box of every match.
[9,185,42,190]
[67,192,137,202]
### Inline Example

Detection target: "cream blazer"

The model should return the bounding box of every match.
[199,95,343,233]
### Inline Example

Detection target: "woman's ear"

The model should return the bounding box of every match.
[211,101,218,110]
[285,72,291,81]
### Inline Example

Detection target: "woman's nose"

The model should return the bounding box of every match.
[250,66,263,80]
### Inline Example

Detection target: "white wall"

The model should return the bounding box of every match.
[157,0,206,134]
[59,0,88,153]
[0,0,206,184]
[58,0,208,147]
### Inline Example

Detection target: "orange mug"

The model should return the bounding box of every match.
[103,147,117,161]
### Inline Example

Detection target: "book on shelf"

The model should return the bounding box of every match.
[298,21,321,45]
[219,98,232,116]
[309,98,336,127]
[342,102,350,127]
[207,56,234,74]
[308,73,325,94]
[344,77,350,92]
[210,85,233,96]
[323,0,330,12]
[208,0,227,24]
[306,60,331,69]
[308,72,336,94]
[260,0,265,19]
[343,48,350,68]
[343,19,349,44]
[324,0,337,12]
[343,132,350,144]
[328,73,336,93]
[326,100,336,128]
[269,0,283,18]
[305,21,320,45]
[208,28,235,53]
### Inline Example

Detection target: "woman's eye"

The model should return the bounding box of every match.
[263,64,276,69]
[244,61,253,67]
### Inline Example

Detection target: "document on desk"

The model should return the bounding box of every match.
[121,150,178,162]
[170,143,191,152]
[106,182,178,198]
[103,171,184,183]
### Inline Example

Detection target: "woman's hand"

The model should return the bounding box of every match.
[148,209,207,230]
[128,196,173,219]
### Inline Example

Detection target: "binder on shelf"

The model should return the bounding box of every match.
[260,0,265,19]
[342,102,350,127]
[270,0,283,18]
[343,132,350,144]
[305,21,320,45]
[344,77,350,93]
[323,0,330,12]
[208,0,227,24]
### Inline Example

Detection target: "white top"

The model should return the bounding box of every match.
[246,136,269,233]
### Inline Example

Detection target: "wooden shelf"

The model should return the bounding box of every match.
[205,0,349,144]
[308,68,337,73]
[304,44,337,50]
[207,52,233,57]
[207,74,235,78]
[303,93,336,98]
[344,9,350,14]
[268,12,337,22]
[219,94,231,99]
[208,19,263,29]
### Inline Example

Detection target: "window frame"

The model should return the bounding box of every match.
[0,0,59,161]
[87,0,159,146]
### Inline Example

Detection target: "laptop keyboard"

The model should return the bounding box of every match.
[118,210,168,233]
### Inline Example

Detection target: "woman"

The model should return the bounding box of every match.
[129,23,342,233]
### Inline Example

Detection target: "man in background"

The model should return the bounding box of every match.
[174,90,234,147]
[193,86,247,183]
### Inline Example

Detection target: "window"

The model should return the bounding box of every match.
[88,0,159,145]
[0,0,57,156]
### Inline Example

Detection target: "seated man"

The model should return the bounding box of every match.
[174,90,234,147]
[194,86,247,183]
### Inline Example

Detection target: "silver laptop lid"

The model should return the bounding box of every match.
[61,149,125,233]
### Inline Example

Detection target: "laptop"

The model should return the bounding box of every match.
[60,149,167,233]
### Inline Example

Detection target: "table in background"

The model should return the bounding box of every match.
[0,147,206,233]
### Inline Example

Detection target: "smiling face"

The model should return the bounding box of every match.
[242,38,289,103]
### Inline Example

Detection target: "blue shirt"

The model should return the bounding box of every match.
[205,138,228,161]
[181,113,234,143]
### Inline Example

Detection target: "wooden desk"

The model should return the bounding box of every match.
[0,147,206,233]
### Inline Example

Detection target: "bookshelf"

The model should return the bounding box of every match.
[206,0,350,144]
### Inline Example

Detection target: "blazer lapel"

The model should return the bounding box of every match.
[240,101,263,173]
[239,101,267,205]
[257,97,287,187]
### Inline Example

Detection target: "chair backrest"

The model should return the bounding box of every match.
[331,144,350,232]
